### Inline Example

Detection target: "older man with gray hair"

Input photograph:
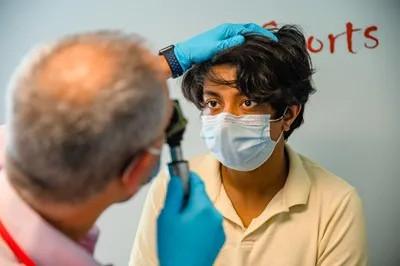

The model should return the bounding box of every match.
[0,24,276,266]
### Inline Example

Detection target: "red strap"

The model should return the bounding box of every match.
[0,219,36,266]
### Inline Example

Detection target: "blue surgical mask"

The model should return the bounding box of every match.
[200,111,285,171]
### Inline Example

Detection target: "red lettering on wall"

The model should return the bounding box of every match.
[307,37,324,53]
[264,21,380,54]
[346,22,362,54]
[364,26,379,49]
[328,32,346,54]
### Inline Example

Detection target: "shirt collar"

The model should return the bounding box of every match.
[283,144,311,208]
[0,170,101,266]
[191,144,311,229]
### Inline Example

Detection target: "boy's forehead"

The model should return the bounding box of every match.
[207,64,237,80]
[203,83,242,97]
[204,65,238,94]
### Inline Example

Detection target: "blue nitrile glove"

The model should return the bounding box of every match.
[174,23,278,71]
[157,172,225,266]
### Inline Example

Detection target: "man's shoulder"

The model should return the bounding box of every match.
[0,239,20,266]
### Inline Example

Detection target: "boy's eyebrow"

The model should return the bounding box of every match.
[204,87,249,99]
[203,90,221,98]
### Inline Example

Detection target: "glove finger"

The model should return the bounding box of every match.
[242,23,278,42]
[215,221,226,250]
[185,172,213,211]
[217,35,245,51]
[222,23,248,38]
[163,175,184,213]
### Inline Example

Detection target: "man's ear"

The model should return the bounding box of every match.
[283,105,302,131]
[120,151,154,196]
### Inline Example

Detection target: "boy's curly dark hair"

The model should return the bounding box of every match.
[181,25,316,139]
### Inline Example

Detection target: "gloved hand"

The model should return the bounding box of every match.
[157,172,225,266]
[175,23,278,71]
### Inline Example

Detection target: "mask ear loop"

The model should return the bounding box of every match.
[269,106,289,123]
[269,106,289,143]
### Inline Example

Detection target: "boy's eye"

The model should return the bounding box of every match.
[242,99,258,108]
[206,100,220,109]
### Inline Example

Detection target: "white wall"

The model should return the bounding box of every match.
[0,0,399,265]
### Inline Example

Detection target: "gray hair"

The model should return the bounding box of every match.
[5,31,167,203]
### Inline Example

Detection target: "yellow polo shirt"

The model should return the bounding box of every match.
[129,145,367,266]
